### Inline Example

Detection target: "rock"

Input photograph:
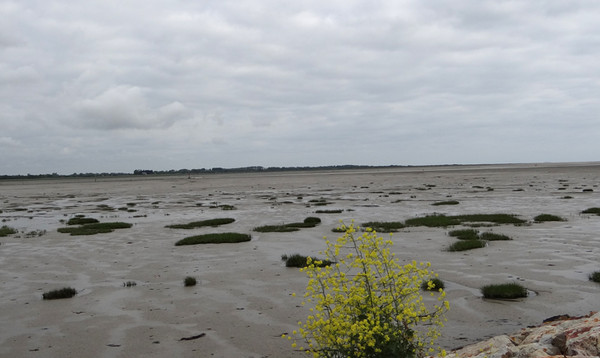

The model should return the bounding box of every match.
[515,342,558,358]
[563,317,600,356]
[444,335,518,358]
[440,312,600,358]
[551,332,567,355]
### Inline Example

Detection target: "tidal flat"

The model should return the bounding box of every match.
[1,163,599,357]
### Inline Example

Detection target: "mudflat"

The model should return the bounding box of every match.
[1,163,599,357]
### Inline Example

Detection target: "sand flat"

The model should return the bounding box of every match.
[1,163,599,357]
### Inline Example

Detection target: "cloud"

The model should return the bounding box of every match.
[74,86,191,130]
[0,65,39,84]
[0,136,21,147]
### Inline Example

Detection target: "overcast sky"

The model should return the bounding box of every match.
[2,1,599,175]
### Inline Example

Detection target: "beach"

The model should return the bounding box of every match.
[1,163,599,357]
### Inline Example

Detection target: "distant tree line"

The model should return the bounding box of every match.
[0,172,130,180]
[131,165,406,175]
[0,164,426,180]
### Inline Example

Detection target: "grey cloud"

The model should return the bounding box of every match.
[74,86,191,130]
[0,65,40,84]
[0,136,21,147]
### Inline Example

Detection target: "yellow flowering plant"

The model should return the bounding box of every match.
[284,222,449,358]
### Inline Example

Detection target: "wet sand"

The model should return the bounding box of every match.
[1,163,599,357]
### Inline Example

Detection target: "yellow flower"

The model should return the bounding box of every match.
[285,222,449,357]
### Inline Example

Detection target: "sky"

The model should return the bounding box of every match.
[2,1,600,175]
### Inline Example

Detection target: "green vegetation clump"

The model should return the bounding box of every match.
[447,240,486,252]
[42,287,77,300]
[66,217,99,225]
[303,217,322,225]
[96,204,115,211]
[57,222,132,236]
[582,207,600,215]
[534,214,565,222]
[254,217,321,232]
[421,277,445,291]
[210,204,236,210]
[481,283,527,299]
[0,225,18,237]
[175,232,251,246]
[405,214,461,228]
[254,225,300,232]
[448,229,479,240]
[361,221,405,233]
[308,198,331,206]
[284,217,321,229]
[431,200,459,206]
[166,218,235,229]
[479,232,512,241]
[184,276,197,286]
[589,271,600,283]
[454,214,525,225]
[281,253,332,268]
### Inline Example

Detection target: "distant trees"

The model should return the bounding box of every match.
[1,164,412,180]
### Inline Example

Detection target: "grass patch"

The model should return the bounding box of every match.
[254,217,320,232]
[589,271,600,283]
[351,213,524,232]
[362,221,405,233]
[0,225,17,237]
[479,232,512,241]
[66,217,100,225]
[175,232,251,246]
[534,214,565,222]
[447,240,486,252]
[454,214,526,225]
[421,277,445,291]
[448,229,479,240]
[308,199,331,206]
[57,222,133,236]
[97,204,115,211]
[582,207,600,215]
[42,287,77,300]
[166,218,235,229]
[184,276,197,287]
[405,214,461,228]
[481,283,527,299]
[281,254,333,268]
[209,204,236,210]
[303,217,322,225]
[254,225,300,232]
[431,200,459,206]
